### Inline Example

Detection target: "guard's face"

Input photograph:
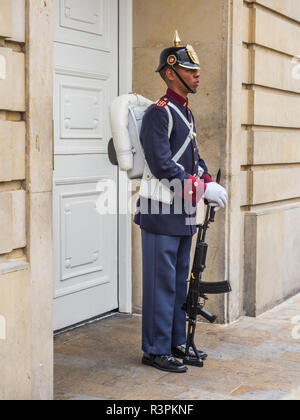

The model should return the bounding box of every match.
[177,67,200,92]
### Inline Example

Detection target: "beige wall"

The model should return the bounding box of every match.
[242,0,300,315]
[0,268,31,400]
[0,0,29,399]
[0,0,54,400]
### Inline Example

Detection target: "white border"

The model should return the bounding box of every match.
[118,0,133,314]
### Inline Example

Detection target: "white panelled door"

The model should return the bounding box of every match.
[53,0,119,330]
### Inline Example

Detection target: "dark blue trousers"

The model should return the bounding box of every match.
[141,229,193,355]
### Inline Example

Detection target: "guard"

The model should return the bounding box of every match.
[134,32,228,373]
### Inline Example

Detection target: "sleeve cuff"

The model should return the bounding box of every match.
[181,175,206,206]
[201,173,213,184]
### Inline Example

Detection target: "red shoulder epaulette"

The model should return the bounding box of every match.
[155,97,169,108]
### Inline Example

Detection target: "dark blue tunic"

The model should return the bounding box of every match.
[134,91,210,237]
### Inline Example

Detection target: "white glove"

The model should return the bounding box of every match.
[204,182,228,210]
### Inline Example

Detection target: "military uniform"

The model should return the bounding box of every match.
[134,88,212,356]
[134,88,212,237]
[135,34,213,366]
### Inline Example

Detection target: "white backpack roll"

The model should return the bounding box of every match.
[109,94,153,179]
[127,105,149,179]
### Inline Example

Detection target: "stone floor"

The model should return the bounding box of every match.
[54,294,300,400]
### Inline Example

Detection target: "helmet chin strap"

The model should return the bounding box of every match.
[171,66,196,94]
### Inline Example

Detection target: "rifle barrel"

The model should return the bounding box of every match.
[209,169,222,223]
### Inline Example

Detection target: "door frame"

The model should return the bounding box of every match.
[118,0,133,314]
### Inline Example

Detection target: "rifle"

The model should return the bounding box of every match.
[182,169,232,367]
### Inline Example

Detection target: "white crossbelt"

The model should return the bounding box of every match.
[140,100,199,205]
[166,102,196,164]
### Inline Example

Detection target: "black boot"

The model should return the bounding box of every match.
[142,353,188,373]
[171,344,208,361]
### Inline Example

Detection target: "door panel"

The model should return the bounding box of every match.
[55,0,114,51]
[53,0,119,330]
[54,68,111,154]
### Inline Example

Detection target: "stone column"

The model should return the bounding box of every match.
[25,0,54,400]
[224,0,244,322]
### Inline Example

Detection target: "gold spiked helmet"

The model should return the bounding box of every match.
[156,31,200,72]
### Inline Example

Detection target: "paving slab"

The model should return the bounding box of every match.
[54,294,300,400]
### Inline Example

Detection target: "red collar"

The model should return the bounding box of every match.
[166,89,188,108]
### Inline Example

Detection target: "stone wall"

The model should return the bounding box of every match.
[242,0,300,315]
[0,0,53,400]
[0,0,30,399]
[0,1,26,257]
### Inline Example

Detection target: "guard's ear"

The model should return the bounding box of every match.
[165,66,176,81]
